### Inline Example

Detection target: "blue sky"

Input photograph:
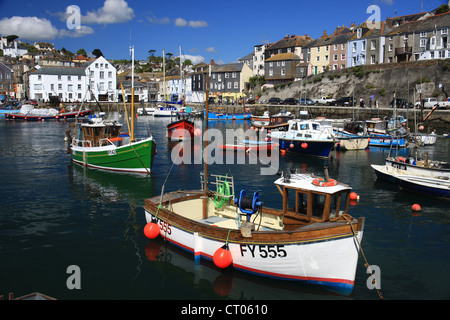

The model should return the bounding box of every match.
[0,0,447,64]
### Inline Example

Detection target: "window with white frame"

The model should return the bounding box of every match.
[334,44,338,51]
[269,69,273,76]
[227,82,231,89]
[442,28,448,35]
[341,53,346,60]
[317,47,320,52]
[371,40,376,50]
[281,61,285,66]
[234,82,238,89]
[352,43,357,52]
[371,55,376,64]
[420,39,427,47]
[420,31,427,37]
[316,56,320,62]
[281,69,285,76]
[389,44,393,51]
[334,54,338,61]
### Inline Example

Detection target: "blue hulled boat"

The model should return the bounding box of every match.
[204,110,251,120]
[269,119,336,158]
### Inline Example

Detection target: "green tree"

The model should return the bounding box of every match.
[6,35,18,44]
[436,4,449,14]
[92,49,103,58]
[77,48,87,57]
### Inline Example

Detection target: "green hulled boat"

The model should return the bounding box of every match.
[69,117,156,174]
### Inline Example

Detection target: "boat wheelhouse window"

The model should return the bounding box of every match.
[291,123,298,130]
[311,193,326,218]
[312,123,320,130]
[305,134,312,138]
[296,133,303,137]
[328,191,349,219]
[300,123,309,130]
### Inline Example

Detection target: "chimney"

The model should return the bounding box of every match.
[322,30,328,37]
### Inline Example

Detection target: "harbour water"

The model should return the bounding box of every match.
[0,114,449,301]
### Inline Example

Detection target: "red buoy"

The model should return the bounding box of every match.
[213,244,232,268]
[349,192,359,201]
[280,149,286,155]
[144,222,160,239]
[301,142,308,149]
[412,204,421,212]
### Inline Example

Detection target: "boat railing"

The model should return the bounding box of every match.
[74,139,92,148]
[99,138,118,147]
[200,173,235,200]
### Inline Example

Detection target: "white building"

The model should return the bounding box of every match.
[2,41,28,58]
[28,56,117,102]
[253,44,270,76]
[82,56,117,102]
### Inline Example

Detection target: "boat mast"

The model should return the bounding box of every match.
[130,45,135,142]
[163,49,166,103]
[202,65,211,219]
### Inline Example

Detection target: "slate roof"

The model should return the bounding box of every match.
[266,52,300,62]
[31,66,86,76]
[387,11,450,35]
[267,35,314,50]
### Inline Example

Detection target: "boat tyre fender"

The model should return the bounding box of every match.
[312,178,338,187]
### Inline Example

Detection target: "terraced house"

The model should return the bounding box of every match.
[386,11,450,62]
[207,62,252,104]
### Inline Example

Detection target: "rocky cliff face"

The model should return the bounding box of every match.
[257,59,450,107]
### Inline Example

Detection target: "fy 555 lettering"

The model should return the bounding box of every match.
[240,244,287,259]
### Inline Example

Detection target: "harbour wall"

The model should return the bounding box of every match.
[80,101,449,131]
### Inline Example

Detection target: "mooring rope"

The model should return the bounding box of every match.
[342,215,384,299]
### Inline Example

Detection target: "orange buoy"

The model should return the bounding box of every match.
[289,143,294,149]
[144,221,160,239]
[349,192,359,201]
[213,244,232,268]
[412,204,421,212]
[280,149,286,155]
[301,142,308,149]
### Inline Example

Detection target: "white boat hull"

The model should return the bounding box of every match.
[145,210,363,293]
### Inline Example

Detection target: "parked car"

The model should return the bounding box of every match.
[268,97,282,105]
[389,99,411,108]
[314,96,336,105]
[335,96,355,106]
[299,98,314,105]
[414,97,450,109]
[283,98,299,105]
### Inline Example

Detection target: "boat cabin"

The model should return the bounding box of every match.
[73,118,127,147]
[365,118,388,133]
[274,173,352,224]
[284,120,334,139]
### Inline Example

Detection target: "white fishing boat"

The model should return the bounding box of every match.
[143,66,366,294]
[268,119,336,158]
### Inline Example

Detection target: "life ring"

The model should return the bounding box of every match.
[312,178,337,187]
[110,137,122,142]
[397,157,406,163]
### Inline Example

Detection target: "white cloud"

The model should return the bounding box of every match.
[0,16,60,40]
[59,25,95,38]
[146,14,170,25]
[206,47,218,53]
[188,20,208,28]
[174,18,187,27]
[181,54,204,65]
[82,0,135,24]
[175,17,208,28]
